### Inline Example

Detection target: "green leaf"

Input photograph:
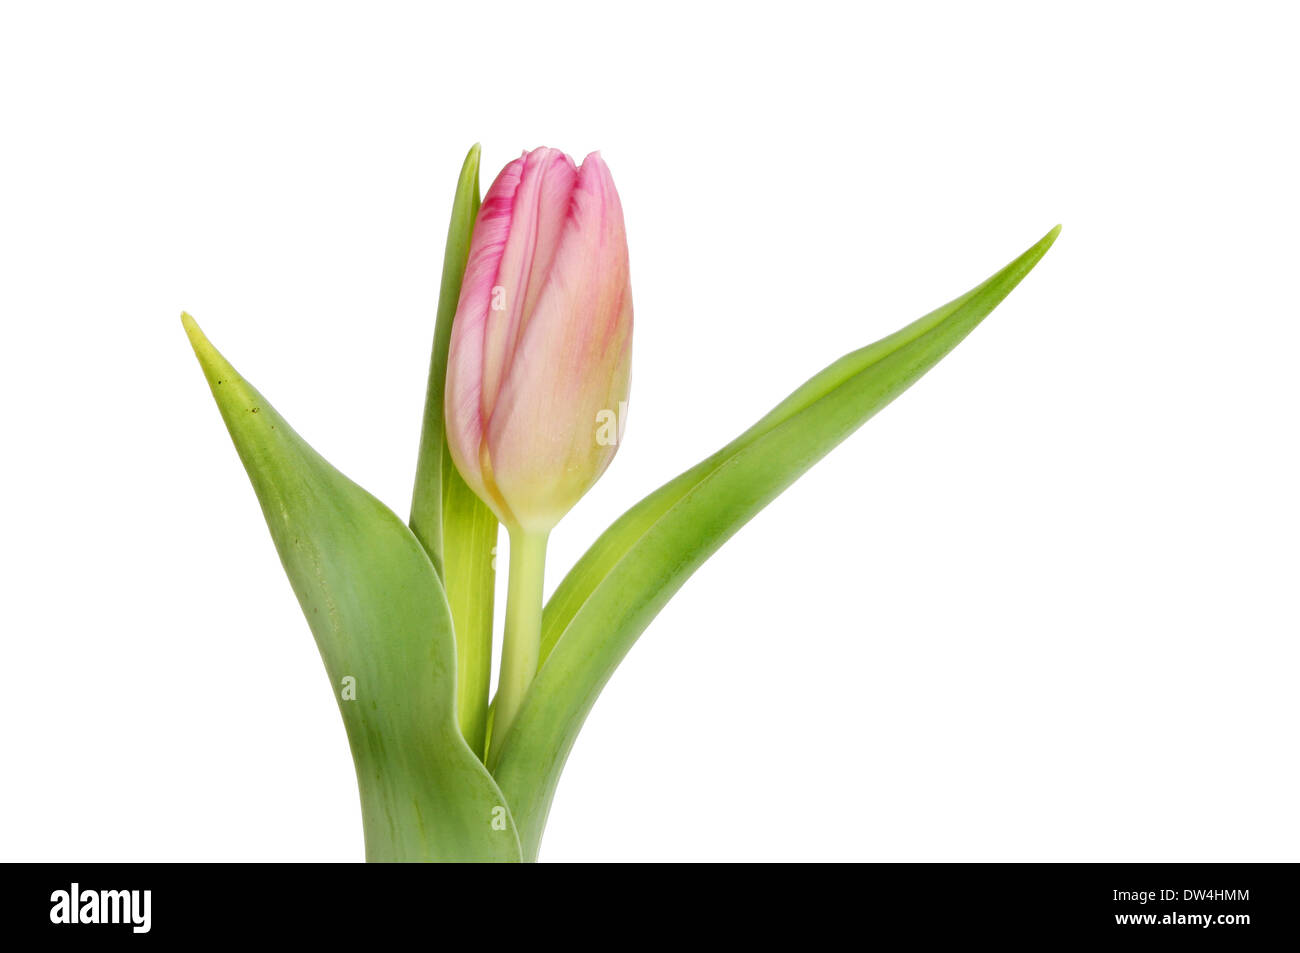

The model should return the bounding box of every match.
[491,226,1061,860]
[409,143,500,760]
[183,314,520,862]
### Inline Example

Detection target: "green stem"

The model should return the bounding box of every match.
[489,528,548,768]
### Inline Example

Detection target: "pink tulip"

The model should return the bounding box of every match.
[445,147,633,534]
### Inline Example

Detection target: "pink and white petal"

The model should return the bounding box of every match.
[485,153,634,528]
[480,148,577,422]
[445,152,525,497]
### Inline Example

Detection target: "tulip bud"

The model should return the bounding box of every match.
[445,147,633,534]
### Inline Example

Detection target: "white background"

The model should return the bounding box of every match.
[2,1,1297,862]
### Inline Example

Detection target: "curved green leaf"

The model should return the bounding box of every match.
[492,226,1061,860]
[409,144,500,760]
[183,314,520,862]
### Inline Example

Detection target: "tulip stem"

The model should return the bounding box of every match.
[489,528,549,769]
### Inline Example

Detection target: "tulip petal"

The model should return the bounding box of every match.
[480,148,578,423]
[486,153,633,531]
[444,154,524,503]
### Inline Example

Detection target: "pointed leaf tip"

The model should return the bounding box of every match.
[180,310,199,342]
[179,312,240,393]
